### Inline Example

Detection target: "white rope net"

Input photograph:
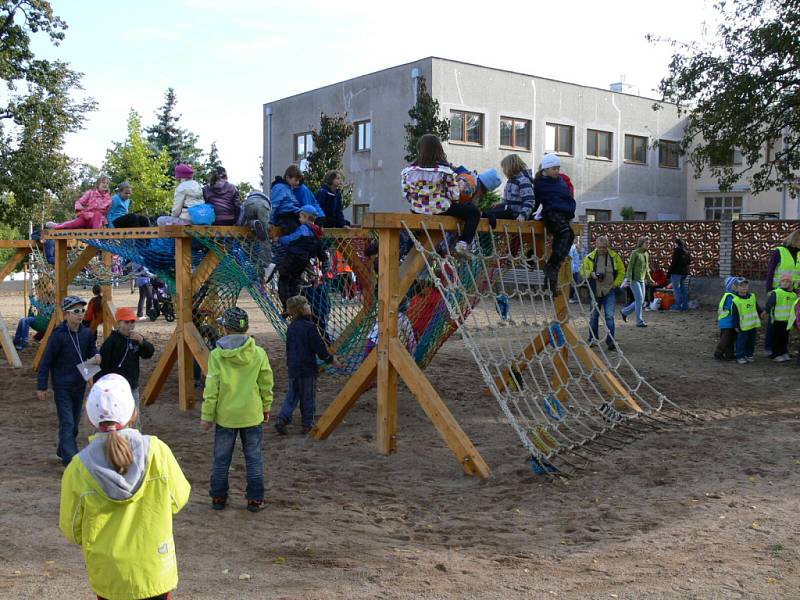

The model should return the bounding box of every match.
[402,220,689,475]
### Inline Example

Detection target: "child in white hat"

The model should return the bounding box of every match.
[59,374,190,600]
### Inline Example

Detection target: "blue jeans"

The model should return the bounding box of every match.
[13,316,35,349]
[589,291,617,346]
[210,424,264,501]
[278,377,317,428]
[53,386,85,465]
[735,329,756,359]
[670,274,689,310]
[622,280,646,325]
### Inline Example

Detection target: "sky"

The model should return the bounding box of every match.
[37,0,718,187]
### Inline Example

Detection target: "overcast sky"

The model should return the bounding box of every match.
[40,0,717,187]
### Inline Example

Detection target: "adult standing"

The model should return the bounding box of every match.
[203,166,241,226]
[316,170,350,229]
[581,236,625,350]
[621,236,653,327]
[134,265,154,320]
[763,229,800,355]
[667,238,692,311]
[568,240,582,303]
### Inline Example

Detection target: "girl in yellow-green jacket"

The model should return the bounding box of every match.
[59,374,190,600]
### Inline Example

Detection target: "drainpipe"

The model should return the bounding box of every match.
[265,106,273,187]
[411,67,420,102]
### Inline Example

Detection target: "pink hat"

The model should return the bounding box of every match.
[175,163,194,179]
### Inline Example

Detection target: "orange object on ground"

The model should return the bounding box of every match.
[654,290,675,310]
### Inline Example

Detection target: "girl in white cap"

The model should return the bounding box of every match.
[59,374,190,600]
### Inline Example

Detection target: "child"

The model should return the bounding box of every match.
[270,165,323,232]
[715,276,740,360]
[485,154,535,222]
[275,296,341,436]
[401,133,480,256]
[276,204,327,313]
[157,163,204,226]
[203,166,241,226]
[533,154,577,288]
[37,295,100,466]
[200,307,274,512]
[97,307,156,412]
[47,175,113,229]
[316,169,350,228]
[453,166,501,205]
[761,272,796,362]
[728,277,763,364]
[240,190,276,279]
[60,374,190,600]
[82,285,103,336]
[107,181,150,227]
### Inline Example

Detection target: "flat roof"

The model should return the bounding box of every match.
[265,56,675,106]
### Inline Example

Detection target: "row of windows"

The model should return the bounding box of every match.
[449,111,681,168]
[586,197,745,223]
[294,120,373,160]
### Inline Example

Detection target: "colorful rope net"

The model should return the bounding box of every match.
[400,219,691,476]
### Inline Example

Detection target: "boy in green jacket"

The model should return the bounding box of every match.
[200,307,274,512]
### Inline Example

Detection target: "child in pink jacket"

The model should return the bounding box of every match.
[47,175,113,229]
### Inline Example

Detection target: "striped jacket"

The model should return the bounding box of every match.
[502,169,536,218]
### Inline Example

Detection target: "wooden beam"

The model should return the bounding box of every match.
[389,338,491,478]
[191,252,221,295]
[141,330,178,406]
[363,212,557,236]
[0,240,38,248]
[174,237,195,410]
[550,345,570,402]
[0,249,30,282]
[397,231,443,297]
[41,225,255,240]
[101,252,114,339]
[66,246,100,282]
[376,228,400,454]
[311,350,377,440]
[0,309,22,368]
[183,321,209,374]
[484,326,550,396]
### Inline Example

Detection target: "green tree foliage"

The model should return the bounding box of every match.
[652,0,800,196]
[105,110,173,216]
[477,190,501,212]
[0,1,96,225]
[404,76,450,163]
[237,180,253,199]
[145,87,203,173]
[199,141,222,184]
[305,112,354,207]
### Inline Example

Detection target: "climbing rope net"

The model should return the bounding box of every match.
[401,220,691,475]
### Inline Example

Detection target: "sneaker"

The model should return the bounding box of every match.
[587,339,598,348]
[253,219,268,242]
[274,420,288,435]
[620,311,628,323]
[780,353,792,361]
[211,496,227,510]
[746,356,755,363]
[764,349,773,357]
[45,221,57,228]
[302,425,313,435]
[636,322,648,328]
[607,344,617,352]
[454,240,471,257]
[568,298,577,304]
[773,355,789,363]
[736,358,748,365]
[264,262,277,283]
[246,500,264,513]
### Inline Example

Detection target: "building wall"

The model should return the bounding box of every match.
[263,58,432,217]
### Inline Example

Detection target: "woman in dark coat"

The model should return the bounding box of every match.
[667,238,691,311]
[203,166,241,225]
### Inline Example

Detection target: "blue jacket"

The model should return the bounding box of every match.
[279,223,324,262]
[292,184,320,211]
[107,193,130,226]
[270,177,301,222]
[533,175,576,219]
[286,315,333,378]
[38,321,98,390]
[316,185,348,228]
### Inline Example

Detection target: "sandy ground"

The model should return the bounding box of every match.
[1,287,799,599]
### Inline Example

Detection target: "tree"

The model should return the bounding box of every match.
[404,76,450,163]
[305,112,354,206]
[652,0,800,196]
[198,141,222,185]
[105,110,173,216]
[145,87,203,173]
[0,1,96,224]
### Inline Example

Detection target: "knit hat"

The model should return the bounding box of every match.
[115,307,138,322]
[218,306,249,332]
[175,163,194,179]
[540,154,561,170]
[87,374,135,431]
[61,295,86,311]
[477,169,501,191]
[300,204,325,218]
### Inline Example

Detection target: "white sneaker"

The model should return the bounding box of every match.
[773,354,791,363]
[781,353,792,361]
[746,356,755,363]
[737,358,748,365]
[454,241,471,257]
[45,221,57,228]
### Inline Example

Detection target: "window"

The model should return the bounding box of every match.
[545,123,574,155]
[658,140,680,168]
[704,195,743,220]
[499,117,531,150]
[633,211,647,221]
[710,148,743,167]
[624,134,648,164]
[450,110,483,144]
[585,209,612,222]
[354,120,372,152]
[586,129,613,160]
[294,132,313,161]
[352,204,369,225]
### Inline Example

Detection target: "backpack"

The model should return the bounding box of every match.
[188,203,215,225]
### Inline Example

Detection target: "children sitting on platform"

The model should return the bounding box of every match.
[276,204,327,313]
[761,272,796,362]
[47,175,113,230]
[402,134,480,257]
[157,163,204,226]
[533,154,577,288]
[484,154,535,223]
[108,181,151,227]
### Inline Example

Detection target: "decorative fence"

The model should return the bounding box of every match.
[586,219,800,281]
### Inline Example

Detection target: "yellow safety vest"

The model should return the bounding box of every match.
[718,292,735,321]
[732,293,761,331]
[787,298,800,331]
[772,288,797,322]
[772,246,800,289]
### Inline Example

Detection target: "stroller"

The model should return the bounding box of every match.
[147,277,176,322]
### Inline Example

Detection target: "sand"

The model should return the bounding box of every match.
[1,289,798,599]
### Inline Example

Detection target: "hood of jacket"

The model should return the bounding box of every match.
[78,429,151,501]
[215,334,255,363]
[177,179,203,197]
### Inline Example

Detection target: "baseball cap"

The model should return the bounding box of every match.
[61,295,86,311]
[299,204,325,218]
[217,306,249,332]
[87,374,135,430]
[115,307,137,322]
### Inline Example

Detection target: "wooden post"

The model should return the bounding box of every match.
[102,251,114,338]
[376,228,400,454]
[175,237,195,410]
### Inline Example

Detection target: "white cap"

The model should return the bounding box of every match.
[87,374,135,430]
[540,153,561,170]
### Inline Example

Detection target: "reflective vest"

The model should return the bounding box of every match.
[772,246,800,289]
[771,288,797,322]
[787,298,800,331]
[732,293,761,331]
[718,292,735,324]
